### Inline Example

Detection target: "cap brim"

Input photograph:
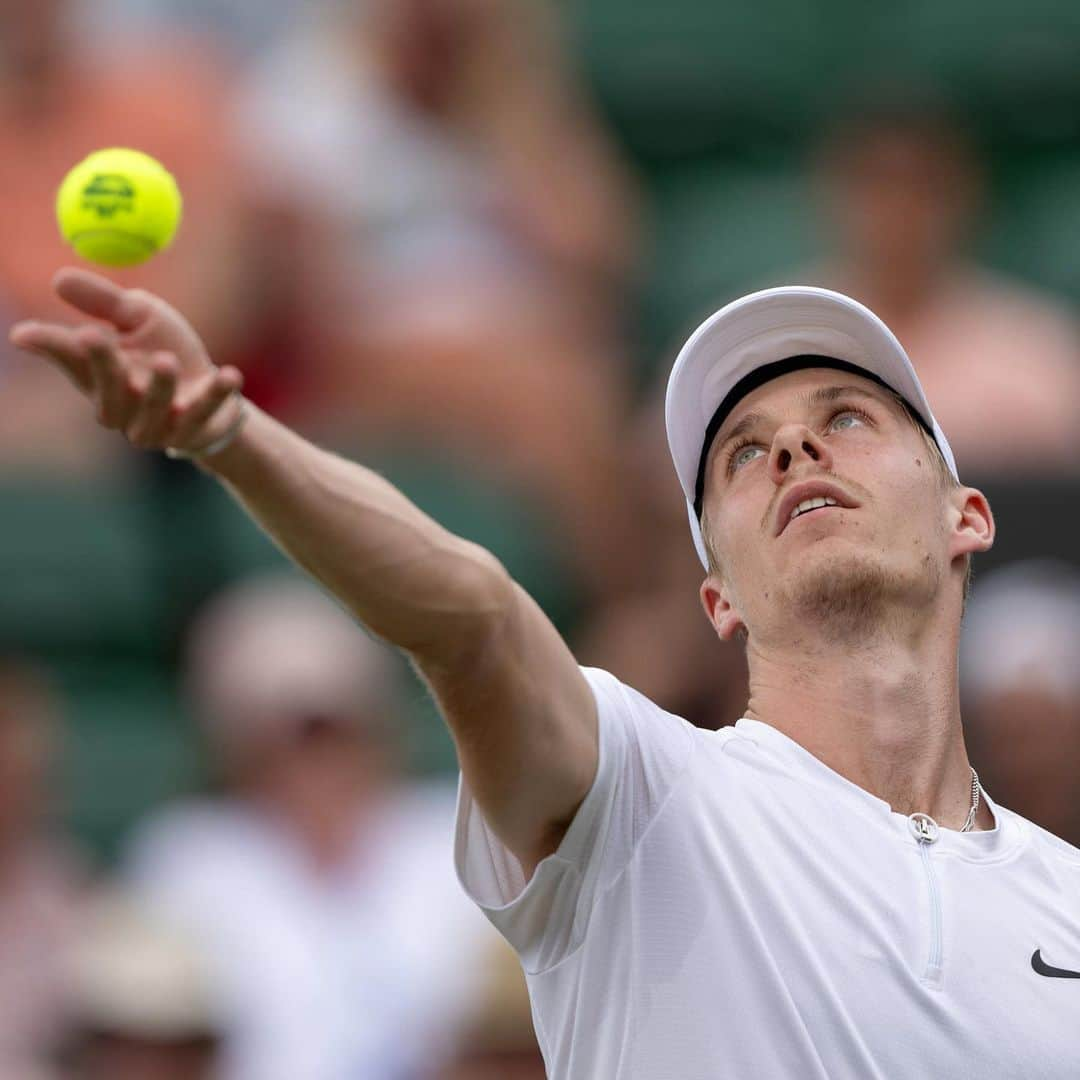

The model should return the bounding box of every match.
[665,286,958,569]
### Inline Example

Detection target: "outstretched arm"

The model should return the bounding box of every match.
[10,269,597,874]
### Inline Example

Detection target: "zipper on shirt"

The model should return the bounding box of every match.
[908,813,944,988]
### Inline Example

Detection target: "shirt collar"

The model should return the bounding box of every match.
[731,716,1023,860]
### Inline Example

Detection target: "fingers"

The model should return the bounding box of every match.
[126,353,179,447]
[10,305,243,454]
[53,267,154,333]
[78,332,183,448]
[9,320,93,392]
[170,366,245,447]
[10,320,164,439]
[75,326,137,428]
[73,327,177,446]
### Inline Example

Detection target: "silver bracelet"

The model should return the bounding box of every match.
[164,396,249,461]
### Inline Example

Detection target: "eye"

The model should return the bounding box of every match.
[725,406,872,475]
[726,439,764,473]
[830,407,872,431]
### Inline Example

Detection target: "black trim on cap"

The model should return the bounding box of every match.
[692,355,933,519]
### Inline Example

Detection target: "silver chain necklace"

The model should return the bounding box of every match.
[959,766,981,833]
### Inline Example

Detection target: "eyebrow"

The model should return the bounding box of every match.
[714,384,889,460]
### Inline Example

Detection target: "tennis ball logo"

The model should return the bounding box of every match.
[81,174,137,218]
[56,148,183,267]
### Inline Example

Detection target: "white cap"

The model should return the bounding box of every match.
[185,572,399,749]
[665,285,959,568]
[68,888,222,1039]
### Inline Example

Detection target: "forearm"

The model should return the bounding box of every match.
[12,269,597,872]
[195,401,510,657]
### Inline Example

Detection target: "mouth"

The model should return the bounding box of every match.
[775,483,858,536]
[787,501,842,527]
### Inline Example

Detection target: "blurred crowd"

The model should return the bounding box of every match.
[0,0,1077,1076]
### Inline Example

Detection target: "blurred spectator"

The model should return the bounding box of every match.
[0,0,255,475]
[439,938,545,1080]
[78,0,322,65]
[62,887,223,1080]
[806,95,1080,477]
[228,0,642,595]
[961,560,1080,847]
[123,573,489,1080]
[0,656,85,1079]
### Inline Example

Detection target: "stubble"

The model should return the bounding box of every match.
[785,548,942,646]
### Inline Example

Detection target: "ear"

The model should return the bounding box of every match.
[699,575,746,642]
[948,486,994,562]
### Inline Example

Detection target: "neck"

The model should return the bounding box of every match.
[743,611,992,831]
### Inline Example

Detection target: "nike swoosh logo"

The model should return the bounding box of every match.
[1031,949,1080,978]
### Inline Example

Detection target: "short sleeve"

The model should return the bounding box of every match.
[454,666,696,973]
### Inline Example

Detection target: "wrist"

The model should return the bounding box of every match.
[165,394,249,462]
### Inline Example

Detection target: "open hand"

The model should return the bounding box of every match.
[8,267,244,453]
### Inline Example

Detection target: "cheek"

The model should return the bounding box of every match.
[710,491,761,561]
[712,519,767,603]
[883,473,949,551]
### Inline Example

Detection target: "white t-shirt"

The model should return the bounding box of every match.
[456,667,1080,1079]
[127,783,492,1080]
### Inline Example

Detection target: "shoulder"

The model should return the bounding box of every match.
[581,664,745,766]
[1021,817,1080,866]
[580,666,700,737]
[578,665,733,815]
[997,805,1080,869]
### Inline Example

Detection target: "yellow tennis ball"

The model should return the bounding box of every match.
[56,148,183,267]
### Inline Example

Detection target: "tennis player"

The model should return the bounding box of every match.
[11,270,1079,1078]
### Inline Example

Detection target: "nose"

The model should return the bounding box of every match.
[768,423,833,484]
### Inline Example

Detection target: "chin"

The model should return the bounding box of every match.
[784,549,927,640]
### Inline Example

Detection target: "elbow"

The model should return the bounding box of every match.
[454,541,516,627]
[407,540,516,661]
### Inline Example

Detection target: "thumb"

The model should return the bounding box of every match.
[52,267,154,333]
